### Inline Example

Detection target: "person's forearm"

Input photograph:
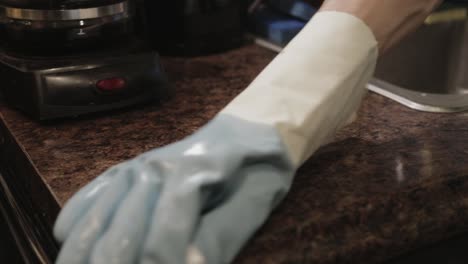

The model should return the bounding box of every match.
[221,11,378,166]
[221,0,443,166]
[320,0,442,53]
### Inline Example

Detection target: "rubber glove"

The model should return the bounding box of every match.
[54,114,294,264]
[54,11,378,264]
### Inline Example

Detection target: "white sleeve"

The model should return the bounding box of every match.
[220,11,379,167]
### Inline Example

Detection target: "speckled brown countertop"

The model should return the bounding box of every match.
[2,44,468,263]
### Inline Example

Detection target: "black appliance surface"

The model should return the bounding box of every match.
[145,0,248,56]
[0,41,171,121]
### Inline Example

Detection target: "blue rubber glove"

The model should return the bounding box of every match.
[54,114,295,264]
[54,10,380,264]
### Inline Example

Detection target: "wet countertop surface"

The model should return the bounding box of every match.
[2,44,468,263]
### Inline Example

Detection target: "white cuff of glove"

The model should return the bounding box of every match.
[221,11,378,166]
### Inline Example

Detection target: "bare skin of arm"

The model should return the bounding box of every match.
[320,0,443,53]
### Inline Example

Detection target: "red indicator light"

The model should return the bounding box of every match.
[96,77,126,92]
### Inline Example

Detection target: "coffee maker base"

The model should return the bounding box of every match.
[0,48,171,121]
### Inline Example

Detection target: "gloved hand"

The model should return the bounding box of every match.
[54,115,295,264]
[54,10,379,264]
[321,0,442,53]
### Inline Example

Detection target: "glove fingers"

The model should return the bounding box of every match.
[140,182,204,264]
[90,173,162,264]
[54,168,119,242]
[55,171,133,264]
[192,167,292,264]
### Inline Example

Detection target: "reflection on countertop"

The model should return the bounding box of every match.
[1,44,468,263]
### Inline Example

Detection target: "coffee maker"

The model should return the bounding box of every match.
[0,0,171,120]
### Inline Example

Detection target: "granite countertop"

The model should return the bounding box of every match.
[2,44,468,263]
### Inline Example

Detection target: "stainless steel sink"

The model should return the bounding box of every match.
[368,19,468,112]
